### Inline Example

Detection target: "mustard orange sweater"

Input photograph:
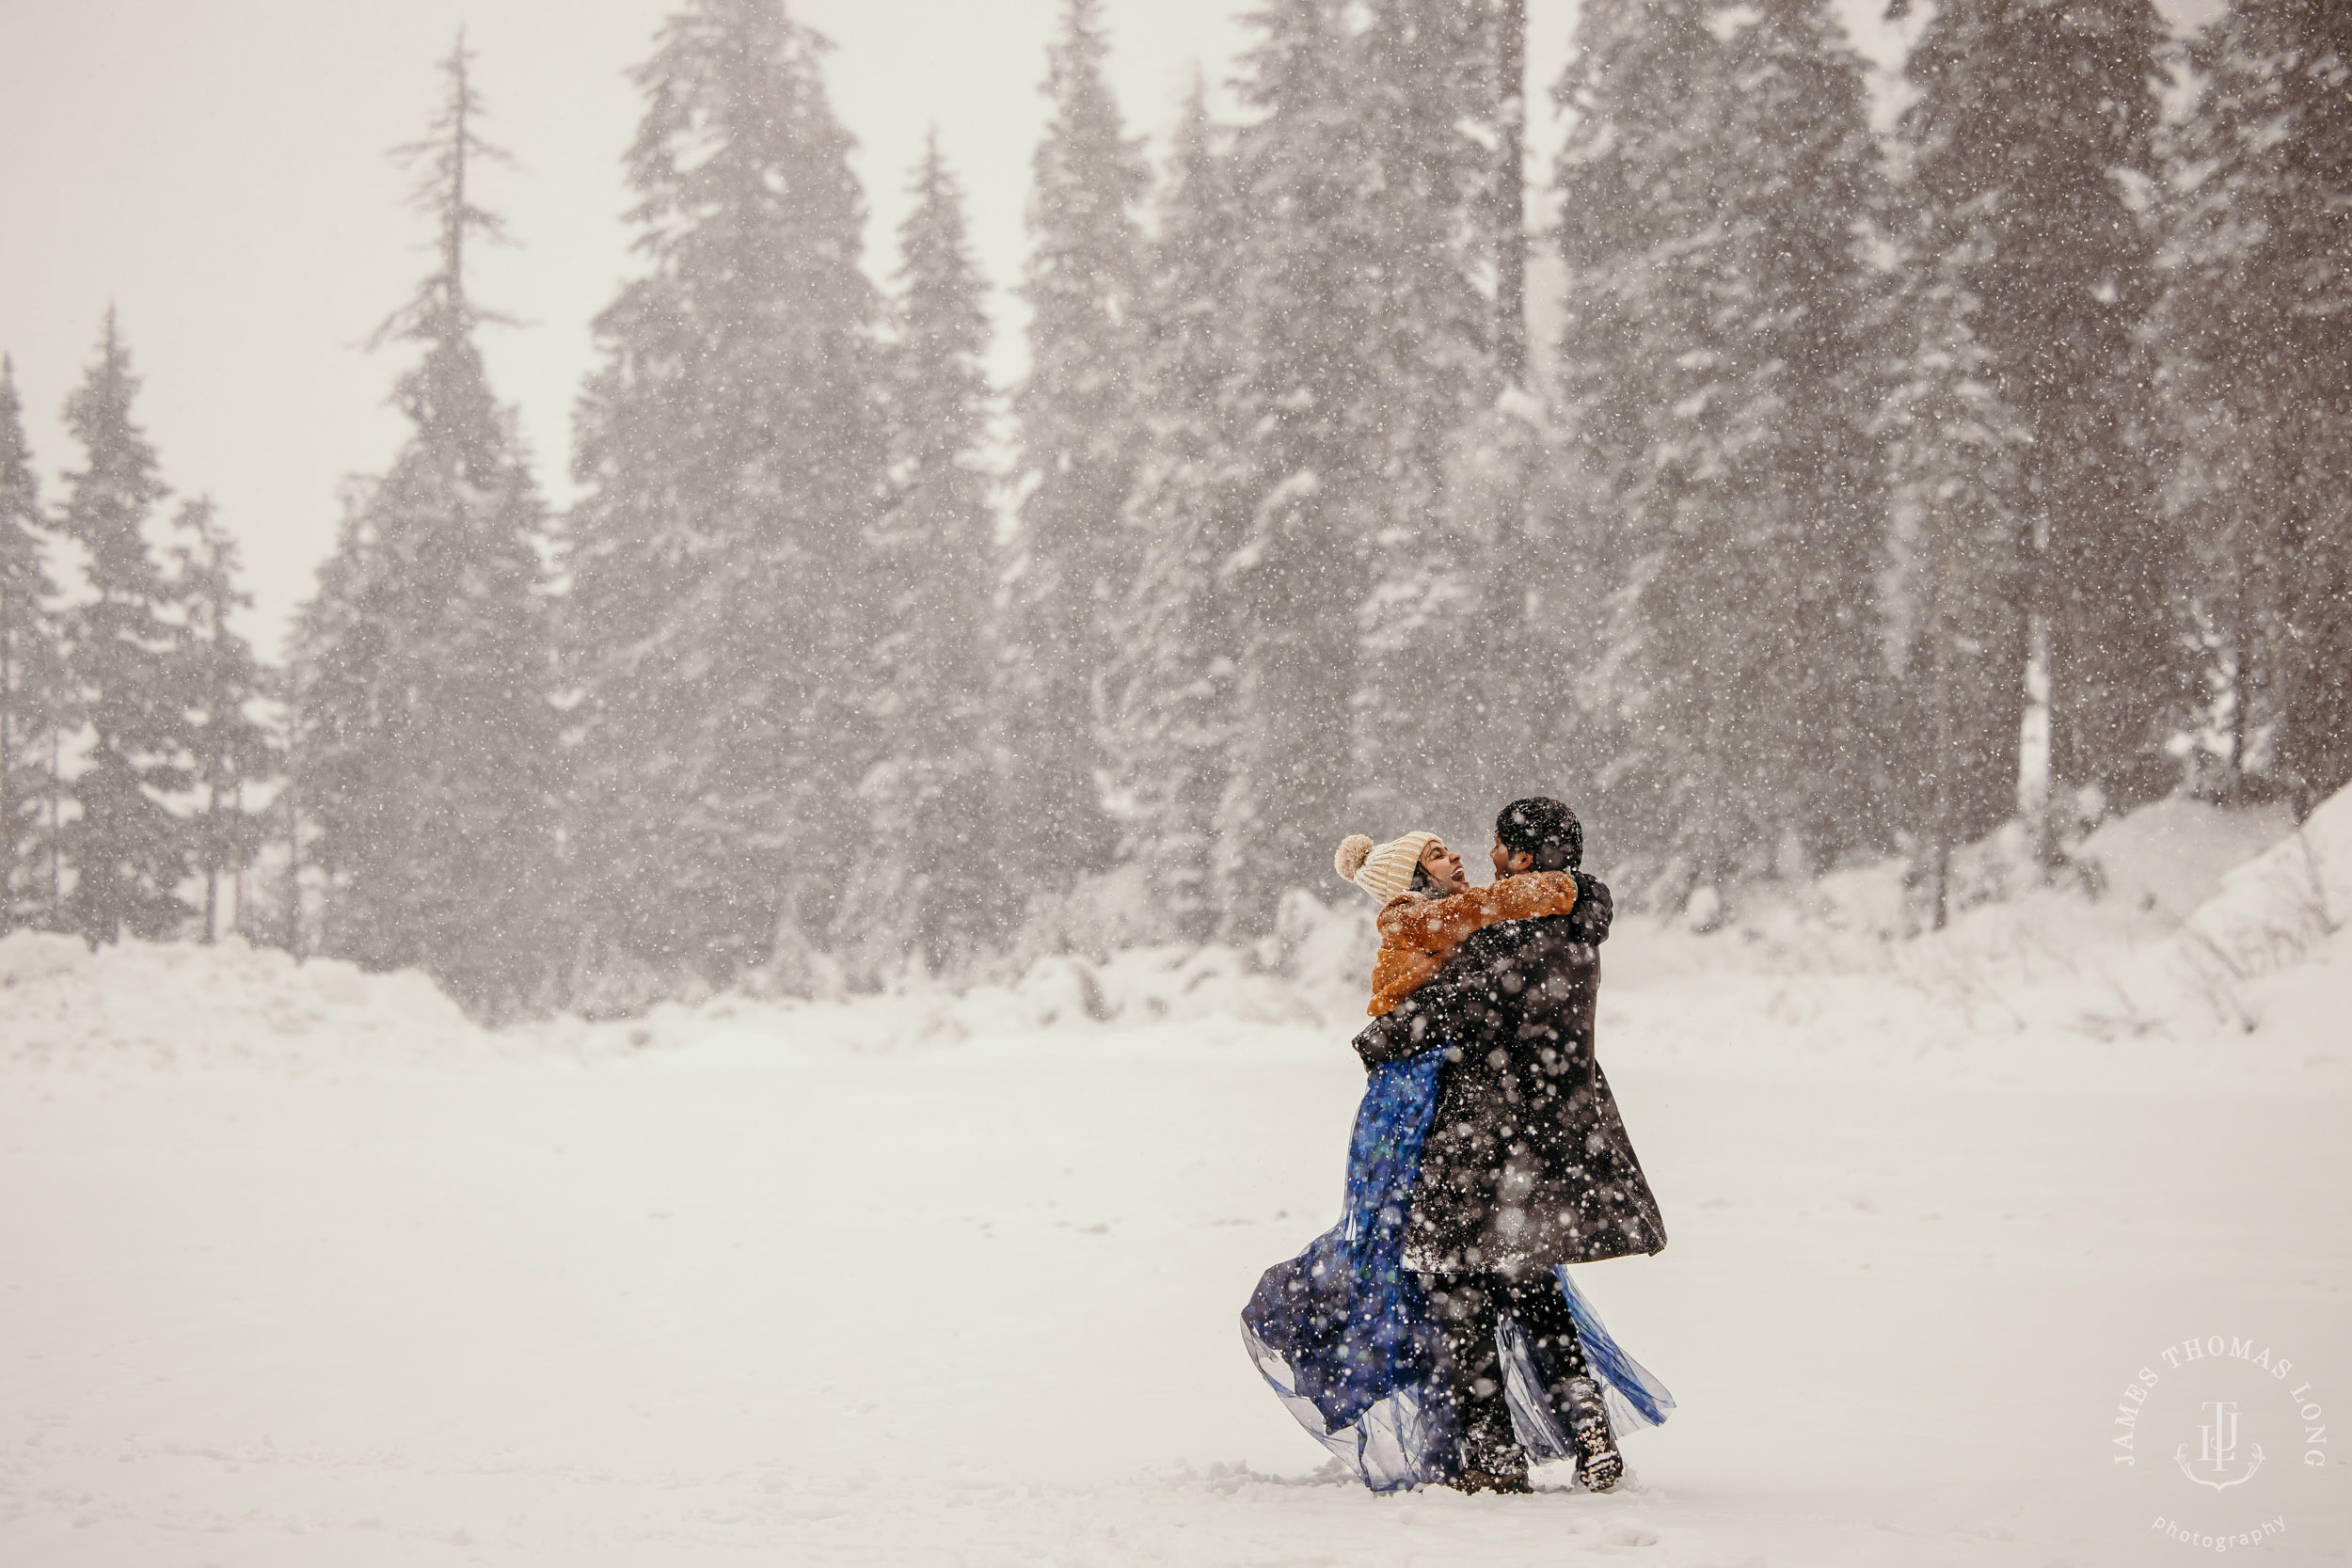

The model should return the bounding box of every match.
[1366,871,1580,1017]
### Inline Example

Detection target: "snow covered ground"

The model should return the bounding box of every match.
[4,794,2349,1565]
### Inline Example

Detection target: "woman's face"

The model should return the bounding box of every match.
[1419,838,1469,895]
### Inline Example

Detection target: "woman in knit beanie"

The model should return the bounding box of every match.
[1334,830,1579,1017]
[1243,816,1663,1496]
[1332,832,1464,902]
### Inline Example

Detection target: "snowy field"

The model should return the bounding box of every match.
[4,795,2349,1565]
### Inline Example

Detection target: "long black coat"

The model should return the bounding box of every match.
[1353,873,1666,1278]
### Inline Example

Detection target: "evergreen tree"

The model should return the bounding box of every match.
[1493,0,1531,389]
[1549,0,1723,885]
[1557,0,1891,892]
[2159,0,2352,810]
[1898,0,2177,825]
[567,0,884,990]
[836,136,997,978]
[56,311,193,944]
[1720,0,1896,867]
[1444,0,1563,790]
[291,39,564,1017]
[998,0,1151,895]
[0,356,67,930]
[1881,232,2030,924]
[1209,0,1370,929]
[169,499,273,943]
[1104,81,1247,942]
[1206,0,1499,926]
[1346,0,1512,834]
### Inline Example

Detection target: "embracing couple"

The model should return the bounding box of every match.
[1242,798,1674,1496]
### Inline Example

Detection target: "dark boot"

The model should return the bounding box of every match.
[1563,1376,1623,1492]
[1422,1274,1537,1495]
[1444,1461,1533,1496]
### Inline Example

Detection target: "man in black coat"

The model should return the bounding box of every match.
[1353,797,1665,1494]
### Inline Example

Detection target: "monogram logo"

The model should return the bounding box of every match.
[2109,1332,2328,1552]
[2173,1399,2265,1491]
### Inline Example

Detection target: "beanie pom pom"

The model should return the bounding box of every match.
[1334,833,1374,883]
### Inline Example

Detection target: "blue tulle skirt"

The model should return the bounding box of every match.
[1240,1049,1675,1492]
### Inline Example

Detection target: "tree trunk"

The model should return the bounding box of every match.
[2019,610,2053,865]
[2224,644,2247,801]
[231,780,245,939]
[202,778,220,944]
[2017,510,2055,869]
[1494,0,1528,390]
[1929,500,1956,931]
[49,726,61,928]
[283,771,301,958]
[1,587,12,933]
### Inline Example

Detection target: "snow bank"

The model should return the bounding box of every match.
[0,932,487,1072]
[7,788,2347,1086]
[1529,788,2345,1088]
[2185,784,2352,974]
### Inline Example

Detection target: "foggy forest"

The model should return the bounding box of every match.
[2,0,2345,1021]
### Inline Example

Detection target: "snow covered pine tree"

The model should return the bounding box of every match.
[2158,0,2352,810]
[55,313,196,945]
[0,356,69,932]
[565,0,885,998]
[834,135,998,980]
[290,37,565,1019]
[998,0,1151,915]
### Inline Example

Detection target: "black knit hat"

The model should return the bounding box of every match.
[1497,797,1581,872]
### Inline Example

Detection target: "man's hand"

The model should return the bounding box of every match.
[1354,1008,1422,1071]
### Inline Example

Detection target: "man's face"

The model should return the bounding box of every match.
[1491,833,1534,879]
[1419,838,1469,895]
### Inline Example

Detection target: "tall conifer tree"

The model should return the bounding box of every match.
[0,357,67,930]
[567,0,884,990]
[1213,0,1470,925]
[56,312,193,943]
[1104,82,1246,942]
[292,39,564,1016]
[1898,0,2176,825]
[836,136,997,978]
[1347,0,1512,834]
[1558,0,1890,890]
[1000,0,1150,894]
[1882,232,2030,923]
[1549,0,1721,883]
[170,499,273,943]
[2160,0,2352,809]
[1717,0,1895,865]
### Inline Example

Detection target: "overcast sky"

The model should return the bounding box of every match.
[3,0,2205,660]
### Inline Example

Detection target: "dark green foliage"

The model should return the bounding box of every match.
[565,0,885,992]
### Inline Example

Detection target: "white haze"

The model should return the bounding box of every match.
[0,0,2207,659]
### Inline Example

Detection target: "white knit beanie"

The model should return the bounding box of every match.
[1334,831,1440,904]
